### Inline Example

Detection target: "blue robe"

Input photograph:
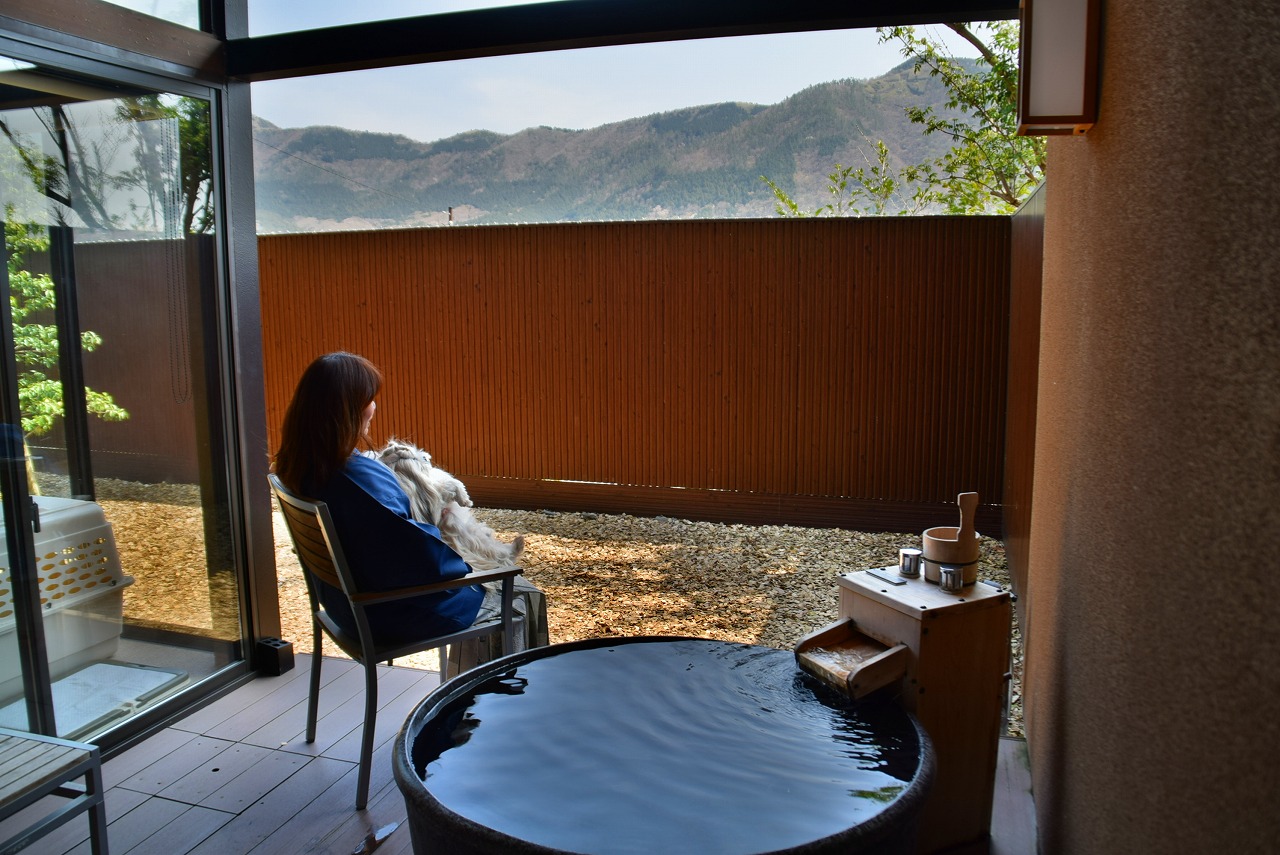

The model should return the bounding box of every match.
[309,453,483,645]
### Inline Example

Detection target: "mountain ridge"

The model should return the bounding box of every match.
[252,59,967,231]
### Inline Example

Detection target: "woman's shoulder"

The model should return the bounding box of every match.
[346,451,393,478]
[336,453,457,555]
[343,452,406,502]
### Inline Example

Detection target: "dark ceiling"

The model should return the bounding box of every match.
[227,0,1019,82]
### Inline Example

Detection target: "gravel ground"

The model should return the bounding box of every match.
[275,504,1023,737]
[73,477,1024,736]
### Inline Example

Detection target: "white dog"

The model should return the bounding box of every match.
[374,437,472,525]
[437,502,526,572]
[375,438,525,570]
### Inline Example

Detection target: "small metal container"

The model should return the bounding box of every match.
[898,548,922,578]
[939,565,965,593]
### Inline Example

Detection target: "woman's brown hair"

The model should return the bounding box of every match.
[273,352,383,494]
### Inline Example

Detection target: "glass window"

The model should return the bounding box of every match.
[96,0,202,30]
[0,54,242,741]
[248,0,557,37]
[0,459,32,727]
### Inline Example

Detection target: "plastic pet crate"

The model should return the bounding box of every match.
[0,496,132,701]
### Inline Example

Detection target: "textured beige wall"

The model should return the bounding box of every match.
[1026,2,1280,852]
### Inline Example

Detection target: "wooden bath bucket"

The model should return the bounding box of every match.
[921,492,980,585]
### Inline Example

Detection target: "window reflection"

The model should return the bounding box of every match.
[0,57,240,740]
[248,0,559,37]
[95,0,201,30]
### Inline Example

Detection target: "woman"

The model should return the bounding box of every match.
[273,351,492,644]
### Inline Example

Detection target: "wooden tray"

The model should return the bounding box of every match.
[794,618,909,699]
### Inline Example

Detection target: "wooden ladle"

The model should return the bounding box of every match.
[957,491,978,542]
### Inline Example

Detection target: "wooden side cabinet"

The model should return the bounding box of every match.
[839,570,1011,855]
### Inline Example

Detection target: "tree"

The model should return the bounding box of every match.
[4,214,129,436]
[765,22,1045,217]
[0,94,212,442]
[763,140,931,217]
[115,96,214,234]
[1,95,213,234]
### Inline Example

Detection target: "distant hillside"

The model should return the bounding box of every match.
[252,60,968,232]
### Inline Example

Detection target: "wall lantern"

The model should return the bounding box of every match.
[1017,0,1102,135]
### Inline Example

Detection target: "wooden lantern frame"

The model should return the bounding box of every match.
[1017,0,1102,135]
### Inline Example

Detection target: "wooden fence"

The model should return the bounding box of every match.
[28,236,217,487]
[1005,184,1046,610]
[259,217,1011,533]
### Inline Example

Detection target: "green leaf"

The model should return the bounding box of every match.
[762,21,1044,218]
[5,214,131,437]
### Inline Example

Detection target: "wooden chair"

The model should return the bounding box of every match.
[268,474,522,810]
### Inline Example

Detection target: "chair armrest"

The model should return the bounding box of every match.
[351,565,523,607]
[457,565,525,585]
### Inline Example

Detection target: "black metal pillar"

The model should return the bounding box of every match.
[0,220,57,735]
[49,224,94,501]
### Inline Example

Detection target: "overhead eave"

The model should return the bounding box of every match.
[227,0,1019,82]
[0,0,224,79]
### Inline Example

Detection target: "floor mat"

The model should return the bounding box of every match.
[0,661,188,739]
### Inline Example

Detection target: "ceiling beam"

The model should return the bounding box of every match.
[227,0,1018,82]
[1,0,224,77]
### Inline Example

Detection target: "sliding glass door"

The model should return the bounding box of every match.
[0,52,247,744]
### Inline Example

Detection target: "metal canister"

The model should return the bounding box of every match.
[939,565,965,593]
[898,547,923,578]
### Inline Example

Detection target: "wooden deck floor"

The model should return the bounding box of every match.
[1,653,1037,854]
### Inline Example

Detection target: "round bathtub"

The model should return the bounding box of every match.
[394,636,933,855]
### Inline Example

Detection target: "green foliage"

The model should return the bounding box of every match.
[114,96,215,234]
[884,22,1044,213]
[764,140,929,217]
[426,131,506,155]
[1,96,215,234]
[296,125,424,162]
[766,22,1046,217]
[1,95,211,442]
[647,103,765,138]
[4,215,129,436]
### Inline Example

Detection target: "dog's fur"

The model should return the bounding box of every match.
[375,438,525,570]
[437,502,526,572]
[374,438,472,525]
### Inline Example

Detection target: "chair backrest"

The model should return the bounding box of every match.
[269,471,516,667]
[268,473,352,596]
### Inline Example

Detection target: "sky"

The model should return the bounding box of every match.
[245,1,982,145]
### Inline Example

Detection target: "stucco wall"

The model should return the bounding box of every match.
[1026,2,1280,851]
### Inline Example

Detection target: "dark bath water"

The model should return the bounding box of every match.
[409,638,926,854]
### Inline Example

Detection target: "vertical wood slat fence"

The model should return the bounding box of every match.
[1005,185,1047,612]
[28,237,212,486]
[260,216,1010,533]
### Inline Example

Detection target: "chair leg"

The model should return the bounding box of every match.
[86,758,108,855]
[306,625,323,744]
[501,575,515,656]
[356,659,379,811]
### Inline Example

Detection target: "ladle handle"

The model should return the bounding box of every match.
[957,492,979,540]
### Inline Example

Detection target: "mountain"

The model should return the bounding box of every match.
[251,60,968,232]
